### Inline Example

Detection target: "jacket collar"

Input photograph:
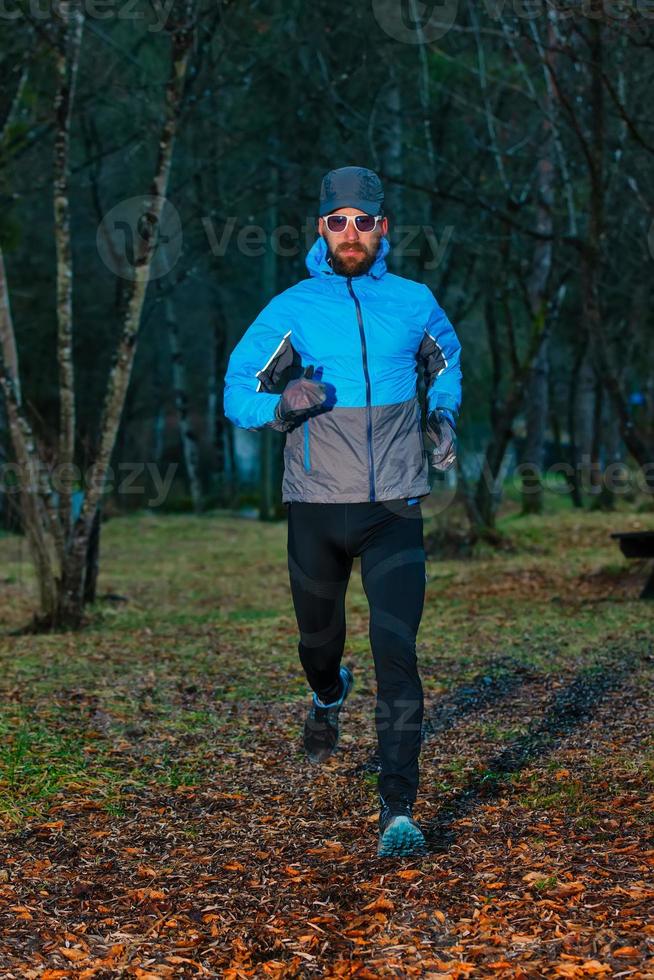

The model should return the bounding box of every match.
[305,234,390,281]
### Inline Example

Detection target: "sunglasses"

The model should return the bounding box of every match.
[323,213,383,233]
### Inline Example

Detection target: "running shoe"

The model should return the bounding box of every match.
[378,797,428,857]
[303,665,354,764]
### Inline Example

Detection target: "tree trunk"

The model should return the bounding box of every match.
[519,38,555,516]
[207,316,217,497]
[595,398,622,512]
[589,379,604,502]
[55,5,197,627]
[0,248,59,621]
[474,295,549,529]
[573,348,597,503]
[216,299,239,506]
[212,318,227,500]
[379,69,403,271]
[54,0,84,548]
[580,20,654,491]
[259,164,278,521]
[83,506,101,605]
[521,336,549,515]
[0,4,196,629]
[165,294,203,513]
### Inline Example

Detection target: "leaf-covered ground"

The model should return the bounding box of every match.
[0,495,653,978]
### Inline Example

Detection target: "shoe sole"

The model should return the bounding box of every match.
[377,816,428,857]
[304,667,354,764]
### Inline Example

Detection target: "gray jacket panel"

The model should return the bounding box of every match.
[281,398,429,504]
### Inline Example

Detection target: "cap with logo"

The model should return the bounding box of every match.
[319,166,385,218]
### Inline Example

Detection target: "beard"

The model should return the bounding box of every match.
[327,235,381,277]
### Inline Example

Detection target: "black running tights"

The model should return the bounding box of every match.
[286,498,426,804]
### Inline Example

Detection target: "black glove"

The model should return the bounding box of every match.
[425,409,457,472]
[273,365,327,430]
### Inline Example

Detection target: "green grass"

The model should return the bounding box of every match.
[0,499,652,828]
[533,875,559,892]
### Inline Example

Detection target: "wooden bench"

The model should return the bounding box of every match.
[610,531,654,599]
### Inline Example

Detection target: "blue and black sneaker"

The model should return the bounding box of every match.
[303,665,354,764]
[378,796,428,857]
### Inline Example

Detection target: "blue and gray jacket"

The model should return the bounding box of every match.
[223,235,462,503]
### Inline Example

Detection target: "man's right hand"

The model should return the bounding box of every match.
[274,365,327,429]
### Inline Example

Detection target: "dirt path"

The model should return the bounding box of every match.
[1,644,652,978]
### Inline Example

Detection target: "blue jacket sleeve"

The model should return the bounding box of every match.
[419,286,462,422]
[223,296,296,431]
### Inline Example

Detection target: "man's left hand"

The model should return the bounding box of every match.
[426,410,457,472]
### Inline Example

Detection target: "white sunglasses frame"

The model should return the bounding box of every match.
[322,214,384,233]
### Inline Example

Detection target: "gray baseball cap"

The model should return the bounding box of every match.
[319,166,385,217]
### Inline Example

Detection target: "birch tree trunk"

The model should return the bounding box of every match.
[0,2,197,628]
[54,0,84,547]
[58,7,197,624]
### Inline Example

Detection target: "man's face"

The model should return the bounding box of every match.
[318,207,389,278]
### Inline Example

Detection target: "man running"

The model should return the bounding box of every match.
[224,166,462,857]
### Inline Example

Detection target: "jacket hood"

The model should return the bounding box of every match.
[305,234,390,281]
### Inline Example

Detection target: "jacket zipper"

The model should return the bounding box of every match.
[346,277,376,502]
